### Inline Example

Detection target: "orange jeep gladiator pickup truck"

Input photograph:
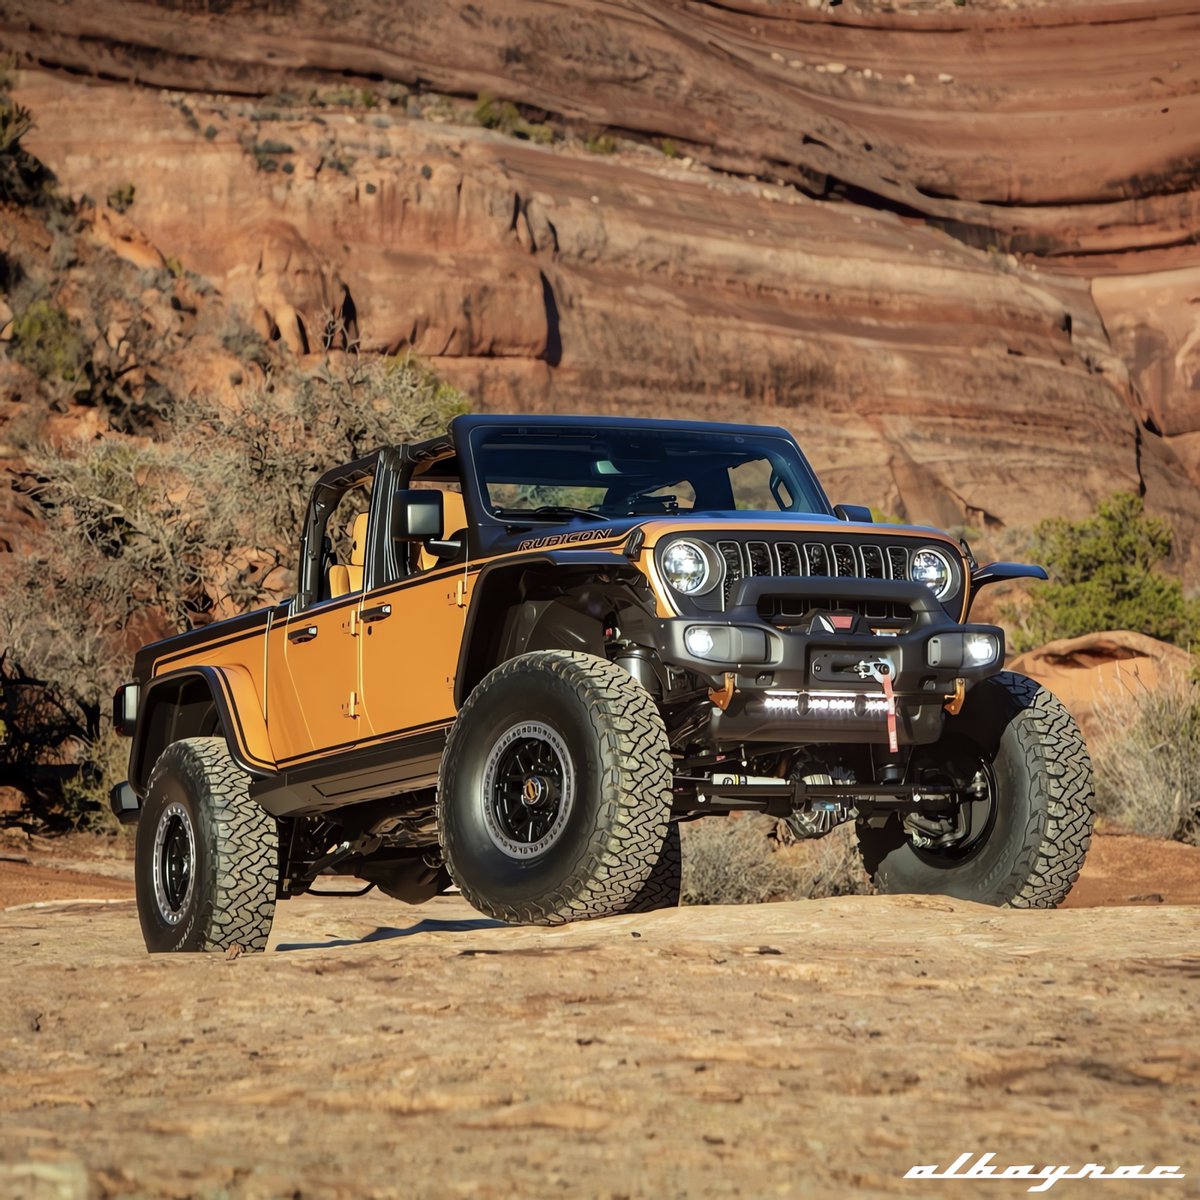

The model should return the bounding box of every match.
[112,415,1094,952]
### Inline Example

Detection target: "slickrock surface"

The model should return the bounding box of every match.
[1,887,1198,1199]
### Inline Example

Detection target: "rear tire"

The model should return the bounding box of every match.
[858,672,1094,908]
[438,651,672,925]
[135,737,278,952]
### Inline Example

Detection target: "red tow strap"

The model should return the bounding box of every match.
[880,667,898,753]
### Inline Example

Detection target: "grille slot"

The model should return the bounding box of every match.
[887,546,909,580]
[832,544,857,578]
[717,541,743,604]
[859,545,887,617]
[804,543,830,576]
[776,542,802,576]
[747,541,772,578]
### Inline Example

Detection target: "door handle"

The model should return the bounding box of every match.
[361,603,392,624]
[288,624,319,644]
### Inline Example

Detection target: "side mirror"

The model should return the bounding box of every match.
[391,489,444,540]
[834,503,874,523]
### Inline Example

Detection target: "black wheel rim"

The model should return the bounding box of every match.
[481,721,575,859]
[152,801,195,924]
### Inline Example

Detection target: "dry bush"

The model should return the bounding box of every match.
[1089,674,1200,844]
[0,355,467,826]
[781,823,874,900]
[680,815,870,905]
[58,726,132,835]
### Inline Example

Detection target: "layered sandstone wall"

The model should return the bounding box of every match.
[2,0,1198,574]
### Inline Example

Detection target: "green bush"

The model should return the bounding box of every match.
[10,298,88,384]
[1019,492,1199,649]
[584,133,617,155]
[105,182,135,213]
[473,93,553,144]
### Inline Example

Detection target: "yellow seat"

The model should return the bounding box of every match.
[329,512,369,597]
[417,490,467,571]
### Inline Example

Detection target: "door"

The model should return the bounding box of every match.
[265,594,365,764]
[265,479,373,765]
[357,565,472,739]
[357,484,472,738]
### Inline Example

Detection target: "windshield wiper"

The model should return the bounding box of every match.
[522,506,609,523]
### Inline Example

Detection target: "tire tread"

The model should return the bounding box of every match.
[142,737,278,951]
[438,651,672,925]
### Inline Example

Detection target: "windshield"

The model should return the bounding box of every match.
[469,425,829,519]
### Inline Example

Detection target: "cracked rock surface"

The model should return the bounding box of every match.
[1,875,1198,1198]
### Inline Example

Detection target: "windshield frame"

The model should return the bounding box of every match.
[462,420,833,526]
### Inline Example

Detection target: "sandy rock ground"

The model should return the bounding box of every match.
[1,835,1198,1199]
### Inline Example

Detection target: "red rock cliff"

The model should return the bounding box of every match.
[3,0,1198,573]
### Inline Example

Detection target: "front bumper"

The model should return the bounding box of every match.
[652,577,1003,746]
[109,780,140,824]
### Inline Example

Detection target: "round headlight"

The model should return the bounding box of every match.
[662,540,711,595]
[911,547,954,600]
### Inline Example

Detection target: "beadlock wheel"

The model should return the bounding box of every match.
[151,801,196,925]
[481,721,576,859]
[135,737,279,953]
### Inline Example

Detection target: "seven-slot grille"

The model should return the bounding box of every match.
[714,539,916,623]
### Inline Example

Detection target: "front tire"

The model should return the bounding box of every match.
[438,651,673,925]
[135,737,279,952]
[858,672,1094,908]
[621,822,682,913]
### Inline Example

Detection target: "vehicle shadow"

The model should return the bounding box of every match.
[274,916,506,951]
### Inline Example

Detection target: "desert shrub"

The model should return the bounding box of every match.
[105,182,135,213]
[58,726,131,835]
[1089,675,1200,844]
[584,133,617,154]
[9,298,89,385]
[681,816,869,904]
[472,93,553,144]
[0,91,56,206]
[782,823,874,899]
[0,355,468,826]
[1017,493,1199,650]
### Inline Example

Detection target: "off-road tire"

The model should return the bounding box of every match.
[621,822,682,913]
[438,650,672,925]
[857,672,1094,908]
[135,737,278,952]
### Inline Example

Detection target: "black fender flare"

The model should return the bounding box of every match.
[129,666,275,796]
[454,550,648,707]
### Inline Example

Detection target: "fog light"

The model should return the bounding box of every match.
[685,627,716,657]
[965,633,999,666]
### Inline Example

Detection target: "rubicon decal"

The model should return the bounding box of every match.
[517,527,616,551]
